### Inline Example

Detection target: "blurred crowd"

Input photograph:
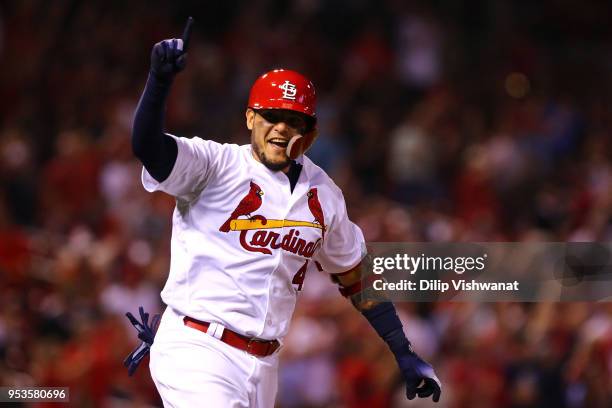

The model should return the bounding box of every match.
[0,0,611,407]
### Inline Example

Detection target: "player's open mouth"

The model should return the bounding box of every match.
[268,138,288,148]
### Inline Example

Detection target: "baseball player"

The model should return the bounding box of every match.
[125,18,441,407]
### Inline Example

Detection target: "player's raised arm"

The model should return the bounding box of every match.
[132,17,193,183]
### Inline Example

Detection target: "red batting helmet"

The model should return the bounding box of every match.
[248,69,316,119]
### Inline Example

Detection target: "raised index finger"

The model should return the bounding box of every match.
[181,16,194,51]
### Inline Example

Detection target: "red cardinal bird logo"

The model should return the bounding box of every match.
[219,181,264,232]
[307,188,326,240]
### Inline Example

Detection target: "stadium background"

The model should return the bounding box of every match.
[0,0,610,406]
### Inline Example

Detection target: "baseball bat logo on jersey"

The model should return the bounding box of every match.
[219,182,326,258]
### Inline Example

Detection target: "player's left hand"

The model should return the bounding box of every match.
[124,306,160,376]
[396,348,442,402]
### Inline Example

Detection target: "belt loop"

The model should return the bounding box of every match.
[207,322,225,339]
[214,323,225,339]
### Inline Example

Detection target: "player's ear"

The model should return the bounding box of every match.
[246,109,255,130]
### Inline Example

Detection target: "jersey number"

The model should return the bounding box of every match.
[292,260,309,291]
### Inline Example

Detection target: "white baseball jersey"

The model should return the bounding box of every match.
[142,134,365,340]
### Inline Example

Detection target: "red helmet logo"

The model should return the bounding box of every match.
[248,69,316,118]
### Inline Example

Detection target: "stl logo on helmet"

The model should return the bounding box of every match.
[279,80,297,100]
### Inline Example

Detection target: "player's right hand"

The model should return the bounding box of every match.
[150,17,194,80]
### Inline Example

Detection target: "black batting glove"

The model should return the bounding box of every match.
[150,17,194,81]
[124,306,160,376]
[361,302,442,403]
[396,347,442,402]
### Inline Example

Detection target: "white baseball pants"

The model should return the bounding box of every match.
[150,307,279,407]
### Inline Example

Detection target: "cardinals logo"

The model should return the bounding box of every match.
[307,188,326,240]
[219,181,264,232]
[219,181,325,258]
